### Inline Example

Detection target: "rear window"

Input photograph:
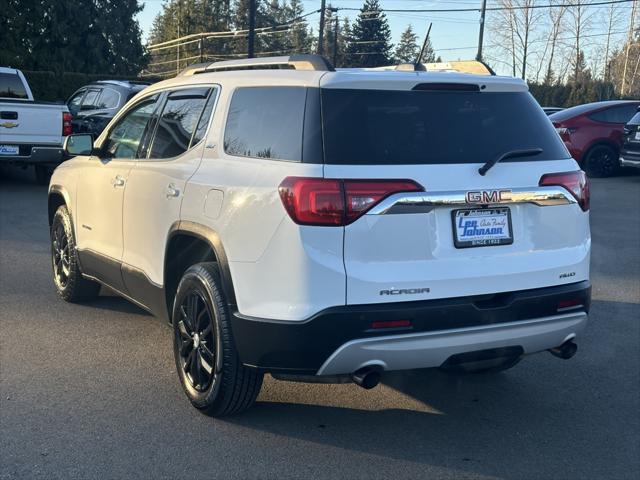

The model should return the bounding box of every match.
[321,89,569,165]
[224,87,306,161]
[0,72,28,99]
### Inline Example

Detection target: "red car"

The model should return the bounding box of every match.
[549,100,640,177]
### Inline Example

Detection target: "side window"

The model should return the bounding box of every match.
[223,87,306,161]
[591,105,639,124]
[190,88,218,147]
[81,88,101,110]
[103,95,159,159]
[610,105,638,124]
[68,89,86,111]
[147,87,211,159]
[96,88,120,109]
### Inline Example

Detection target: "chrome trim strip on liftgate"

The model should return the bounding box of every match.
[367,186,576,215]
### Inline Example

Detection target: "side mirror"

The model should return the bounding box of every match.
[63,134,94,156]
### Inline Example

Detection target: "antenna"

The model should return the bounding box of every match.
[416,23,433,65]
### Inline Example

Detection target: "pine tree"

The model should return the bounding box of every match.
[287,0,313,55]
[346,0,393,68]
[2,0,147,75]
[394,25,419,63]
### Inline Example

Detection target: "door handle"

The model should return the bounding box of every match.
[166,183,180,198]
[112,175,125,187]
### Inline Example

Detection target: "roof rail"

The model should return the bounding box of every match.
[180,54,335,76]
[395,63,426,72]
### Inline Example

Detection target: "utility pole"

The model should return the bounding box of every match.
[476,0,487,61]
[333,14,339,66]
[621,0,638,96]
[318,0,327,55]
[248,0,256,58]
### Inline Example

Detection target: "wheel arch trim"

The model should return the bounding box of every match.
[48,184,72,226]
[166,221,237,309]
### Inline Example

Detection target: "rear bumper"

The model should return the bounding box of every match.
[0,145,64,165]
[620,152,640,169]
[231,281,591,374]
[318,311,586,375]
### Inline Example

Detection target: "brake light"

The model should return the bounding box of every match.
[278,177,424,226]
[539,170,590,211]
[62,112,72,136]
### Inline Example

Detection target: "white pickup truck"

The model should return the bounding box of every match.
[0,67,71,183]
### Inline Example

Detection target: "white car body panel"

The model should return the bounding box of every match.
[324,160,590,305]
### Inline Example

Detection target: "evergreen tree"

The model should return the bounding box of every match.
[1,0,147,75]
[287,0,313,54]
[394,25,419,63]
[346,0,393,68]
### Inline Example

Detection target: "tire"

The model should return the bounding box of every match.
[51,205,101,302]
[172,262,263,417]
[583,144,619,178]
[35,165,52,185]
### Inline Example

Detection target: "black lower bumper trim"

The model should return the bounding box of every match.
[230,281,591,374]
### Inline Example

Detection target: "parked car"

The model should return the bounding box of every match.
[0,67,70,183]
[543,107,564,115]
[66,80,149,137]
[549,100,640,177]
[620,106,640,170]
[50,55,591,416]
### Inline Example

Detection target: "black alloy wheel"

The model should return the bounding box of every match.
[584,145,619,178]
[52,221,71,290]
[176,291,216,392]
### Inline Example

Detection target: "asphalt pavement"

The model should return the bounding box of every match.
[1,166,639,479]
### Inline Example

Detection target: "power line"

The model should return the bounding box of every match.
[336,0,633,14]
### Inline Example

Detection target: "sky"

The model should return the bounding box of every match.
[135,0,636,77]
[136,0,485,60]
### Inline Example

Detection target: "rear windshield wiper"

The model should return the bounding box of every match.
[478,148,543,176]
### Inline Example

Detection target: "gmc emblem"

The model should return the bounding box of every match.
[465,189,512,204]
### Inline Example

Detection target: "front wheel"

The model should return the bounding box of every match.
[172,262,263,417]
[51,205,101,301]
[584,145,619,178]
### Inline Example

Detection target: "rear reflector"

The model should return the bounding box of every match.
[558,299,583,311]
[539,170,590,211]
[370,319,412,330]
[62,112,73,136]
[279,177,424,226]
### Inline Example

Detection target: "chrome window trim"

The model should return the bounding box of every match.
[367,186,577,215]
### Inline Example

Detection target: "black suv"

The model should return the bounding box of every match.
[66,80,150,136]
[621,107,640,170]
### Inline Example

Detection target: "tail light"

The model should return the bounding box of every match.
[62,112,73,136]
[539,170,590,211]
[278,177,424,226]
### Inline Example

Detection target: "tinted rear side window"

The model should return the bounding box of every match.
[224,87,306,161]
[97,88,120,109]
[589,104,638,124]
[321,89,569,165]
[148,87,210,159]
[0,72,28,99]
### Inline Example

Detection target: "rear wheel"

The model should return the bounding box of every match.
[172,262,263,417]
[51,205,100,302]
[584,145,619,178]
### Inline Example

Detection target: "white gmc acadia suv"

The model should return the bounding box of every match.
[48,55,591,416]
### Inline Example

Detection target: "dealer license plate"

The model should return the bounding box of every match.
[0,145,19,155]
[452,208,513,248]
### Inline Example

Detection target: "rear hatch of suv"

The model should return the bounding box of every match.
[319,73,590,305]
